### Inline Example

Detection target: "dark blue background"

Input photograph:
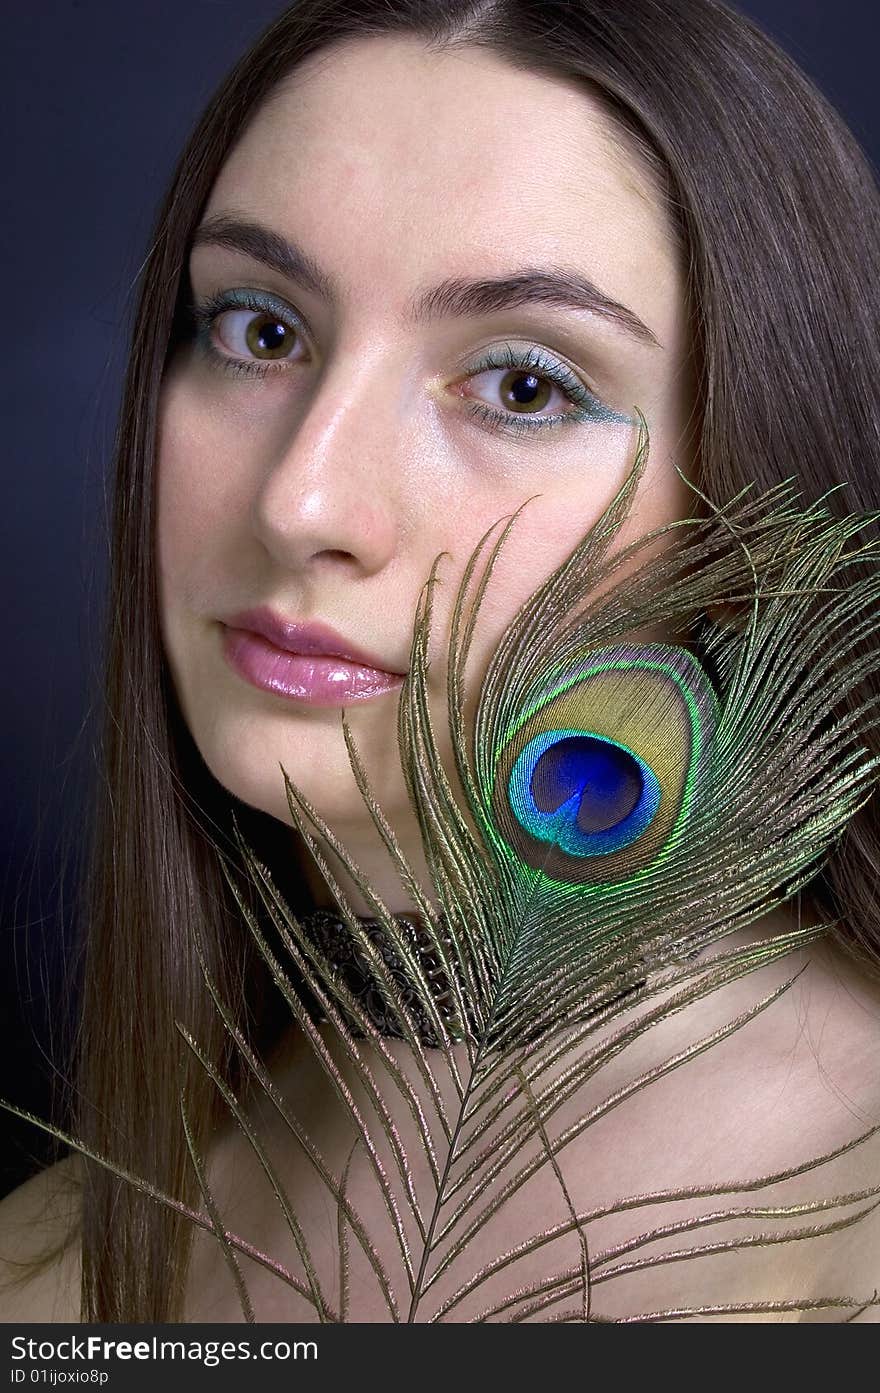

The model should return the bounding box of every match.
[3,0,879,1197]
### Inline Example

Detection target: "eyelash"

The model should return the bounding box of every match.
[185,287,619,436]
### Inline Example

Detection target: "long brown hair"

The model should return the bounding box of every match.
[38,0,880,1321]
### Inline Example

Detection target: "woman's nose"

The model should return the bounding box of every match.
[249,362,405,577]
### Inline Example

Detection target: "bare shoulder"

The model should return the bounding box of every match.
[790,938,880,1320]
[0,1155,82,1322]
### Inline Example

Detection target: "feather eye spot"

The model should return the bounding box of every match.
[490,644,718,886]
[531,736,644,830]
[510,731,661,857]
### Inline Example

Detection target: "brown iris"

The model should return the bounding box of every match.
[244,313,294,358]
[499,369,553,413]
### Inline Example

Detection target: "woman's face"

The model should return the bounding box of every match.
[157,35,694,911]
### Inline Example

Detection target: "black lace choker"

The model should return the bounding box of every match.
[296,908,467,1047]
[294,907,651,1049]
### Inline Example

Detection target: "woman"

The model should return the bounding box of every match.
[1,0,879,1323]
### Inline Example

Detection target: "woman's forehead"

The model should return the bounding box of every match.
[199,35,684,352]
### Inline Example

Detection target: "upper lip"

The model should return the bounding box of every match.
[223,605,406,675]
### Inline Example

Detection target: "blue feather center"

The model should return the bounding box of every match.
[508,731,661,857]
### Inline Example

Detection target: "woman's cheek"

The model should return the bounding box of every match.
[156,380,246,593]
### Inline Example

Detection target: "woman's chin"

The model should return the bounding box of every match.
[201,736,406,833]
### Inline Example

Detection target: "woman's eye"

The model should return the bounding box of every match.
[189,289,308,378]
[213,308,304,364]
[457,345,628,435]
[463,364,577,424]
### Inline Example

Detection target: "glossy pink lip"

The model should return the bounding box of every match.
[220,607,406,706]
[223,606,405,674]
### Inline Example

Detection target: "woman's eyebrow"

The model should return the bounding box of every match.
[191,212,661,348]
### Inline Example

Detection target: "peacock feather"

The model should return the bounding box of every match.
[5,412,880,1321]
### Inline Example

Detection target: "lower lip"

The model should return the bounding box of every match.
[221,626,405,705]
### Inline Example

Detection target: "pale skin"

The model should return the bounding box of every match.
[1,35,878,1322]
